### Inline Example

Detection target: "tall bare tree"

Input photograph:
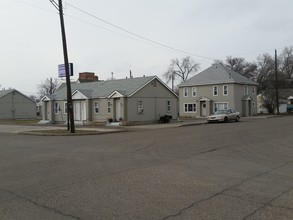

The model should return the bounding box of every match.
[256,53,275,93]
[37,78,60,98]
[164,56,200,84]
[279,47,293,79]
[225,56,258,80]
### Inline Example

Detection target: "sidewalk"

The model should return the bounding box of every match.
[0,118,207,135]
[1,115,281,135]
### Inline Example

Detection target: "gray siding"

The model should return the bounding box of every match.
[179,83,257,117]
[0,91,36,119]
[128,78,178,121]
[42,77,178,124]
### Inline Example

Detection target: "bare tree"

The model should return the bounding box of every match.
[225,56,258,80]
[256,53,275,93]
[279,46,293,79]
[164,56,200,84]
[37,78,60,98]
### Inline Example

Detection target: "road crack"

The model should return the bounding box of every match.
[241,186,293,220]
[0,188,81,220]
[161,161,293,220]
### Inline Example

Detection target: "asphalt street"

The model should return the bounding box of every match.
[0,116,293,219]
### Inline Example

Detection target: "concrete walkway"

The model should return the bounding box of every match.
[0,115,281,135]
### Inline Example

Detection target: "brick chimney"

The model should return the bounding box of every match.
[78,72,99,83]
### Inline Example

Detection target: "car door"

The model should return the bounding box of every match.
[227,109,235,120]
[229,109,236,120]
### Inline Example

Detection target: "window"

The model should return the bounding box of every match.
[137,101,143,114]
[213,86,218,96]
[167,101,171,112]
[214,102,228,112]
[252,86,256,94]
[184,103,196,112]
[54,102,59,114]
[64,102,68,114]
[183,87,188,97]
[94,102,99,114]
[107,101,111,114]
[192,87,197,97]
[244,85,248,95]
[252,102,256,107]
[223,85,228,96]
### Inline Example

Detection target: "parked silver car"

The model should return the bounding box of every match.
[207,109,240,123]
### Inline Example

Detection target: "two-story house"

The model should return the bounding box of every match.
[178,64,258,118]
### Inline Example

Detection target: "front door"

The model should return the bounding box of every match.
[115,99,121,121]
[74,102,81,121]
[81,101,86,121]
[45,101,50,120]
[201,102,207,117]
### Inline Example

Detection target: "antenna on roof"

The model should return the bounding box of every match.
[130,70,133,78]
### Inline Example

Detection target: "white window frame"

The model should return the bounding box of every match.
[192,87,197,97]
[107,101,111,114]
[64,102,68,114]
[184,103,197,113]
[54,102,59,114]
[214,102,228,112]
[223,85,228,96]
[244,85,248,95]
[167,100,171,112]
[137,100,144,114]
[183,87,188,97]
[213,86,218,96]
[94,101,99,114]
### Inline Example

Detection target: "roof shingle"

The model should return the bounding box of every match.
[179,64,258,87]
[53,76,156,100]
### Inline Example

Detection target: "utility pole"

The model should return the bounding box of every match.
[171,71,175,91]
[50,0,75,133]
[275,49,279,115]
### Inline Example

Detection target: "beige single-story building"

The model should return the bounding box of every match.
[41,76,178,125]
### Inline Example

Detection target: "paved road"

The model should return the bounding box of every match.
[0,116,293,219]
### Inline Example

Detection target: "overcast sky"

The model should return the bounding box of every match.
[1,0,292,97]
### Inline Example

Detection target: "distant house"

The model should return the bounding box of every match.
[41,76,178,125]
[178,64,258,118]
[257,89,293,114]
[0,89,36,119]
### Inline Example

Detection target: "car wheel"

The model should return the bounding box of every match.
[235,116,240,122]
[224,117,228,123]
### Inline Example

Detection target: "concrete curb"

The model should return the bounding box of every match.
[18,129,126,136]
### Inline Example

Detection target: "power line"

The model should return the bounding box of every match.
[11,1,286,62]
[13,0,57,14]
[65,14,191,57]
[65,2,215,60]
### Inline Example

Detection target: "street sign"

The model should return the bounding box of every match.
[58,63,73,77]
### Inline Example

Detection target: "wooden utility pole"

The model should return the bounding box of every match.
[50,0,75,133]
[275,49,279,115]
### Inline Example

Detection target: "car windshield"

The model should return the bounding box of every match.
[214,109,228,115]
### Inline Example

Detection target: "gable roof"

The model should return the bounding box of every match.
[0,89,36,103]
[51,76,177,100]
[0,89,13,98]
[179,64,258,87]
